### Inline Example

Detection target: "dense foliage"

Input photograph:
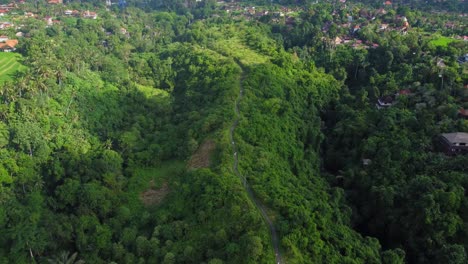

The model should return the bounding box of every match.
[0,7,274,263]
[0,1,466,263]
[275,2,468,263]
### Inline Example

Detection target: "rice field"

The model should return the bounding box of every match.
[429,36,457,47]
[0,52,24,83]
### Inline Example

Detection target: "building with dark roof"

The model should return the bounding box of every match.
[438,132,468,155]
[376,95,395,109]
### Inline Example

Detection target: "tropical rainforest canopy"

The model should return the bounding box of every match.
[0,0,467,263]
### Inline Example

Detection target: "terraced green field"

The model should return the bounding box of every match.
[0,53,25,83]
[429,36,458,47]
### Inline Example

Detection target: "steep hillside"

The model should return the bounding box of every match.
[4,2,466,263]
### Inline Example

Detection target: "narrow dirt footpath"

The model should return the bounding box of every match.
[229,68,283,264]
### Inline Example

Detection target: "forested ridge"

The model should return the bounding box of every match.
[0,0,467,263]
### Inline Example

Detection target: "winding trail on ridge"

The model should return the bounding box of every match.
[229,66,283,264]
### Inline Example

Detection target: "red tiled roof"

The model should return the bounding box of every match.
[399,89,411,95]
[0,39,18,49]
[459,108,468,117]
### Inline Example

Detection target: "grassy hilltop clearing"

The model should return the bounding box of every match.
[0,53,24,83]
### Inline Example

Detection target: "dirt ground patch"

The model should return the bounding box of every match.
[187,139,216,170]
[140,180,169,206]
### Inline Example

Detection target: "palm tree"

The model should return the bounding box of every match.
[48,252,85,264]
[0,82,17,103]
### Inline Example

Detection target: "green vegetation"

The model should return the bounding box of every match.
[429,36,458,47]
[0,53,24,83]
[0,1,467,264]
[237,59,389,263]
[125,161,185,209]
[275,2,468,263]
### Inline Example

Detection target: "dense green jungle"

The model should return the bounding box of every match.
[0,0,467,263]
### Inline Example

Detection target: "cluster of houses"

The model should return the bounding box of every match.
[42,10,98,23]
[0,3,16,16]
[0,19,16,50]
[217,1,299,23]
[329,11,412,49]
[361,132,467,158]
[0,35,18,52]
[64,10,98,19]
[373,85,468,156]
[0,0,98,21]
[0,1,100,49]
[0,21,13,30]
[454,35,468,41]
[24,9,98,26]
[1,9,98,27]
[369,87,468,156]
[362,131,467,167]
[376,86,468,115]
[215,1,420,49]
[333,36,380,49]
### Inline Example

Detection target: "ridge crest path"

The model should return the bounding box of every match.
[229,66,283,264]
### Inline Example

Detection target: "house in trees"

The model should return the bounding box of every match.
[397,89,412,96]
[0,22,13,29]
[44,16,53,26]
[457,54,468,64]
[47,0,62,4]
[376,90,412,109]
[0,39,18,52]
[376,95,394,108]
[375,8,387,15]
[0,3,15,10]
[458,108,468,119]
[376,95,395,109]
[334,36,343,45]
[352,25,360,34]
[379,23,389,31]
[83,10,97,19]
[438,132,468,155]
[436,58,446,68]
